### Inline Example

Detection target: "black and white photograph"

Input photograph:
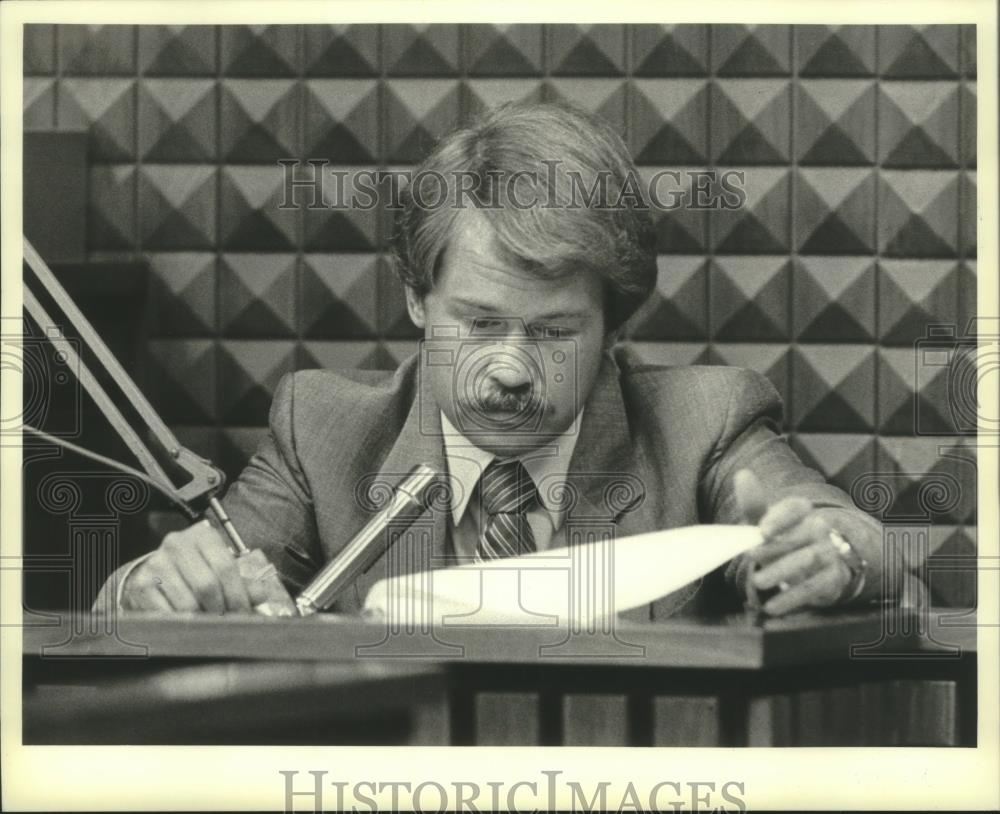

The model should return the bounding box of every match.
[2,1,997,811]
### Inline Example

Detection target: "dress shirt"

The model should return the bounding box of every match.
[439,410,582,561]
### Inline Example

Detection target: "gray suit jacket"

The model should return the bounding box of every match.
[196,344,881,619]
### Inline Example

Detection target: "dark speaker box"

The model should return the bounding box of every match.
[24,130,88,264]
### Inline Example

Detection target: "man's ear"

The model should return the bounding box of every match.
[404,285,426,329]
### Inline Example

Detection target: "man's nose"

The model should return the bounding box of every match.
[484,339,534,388]
[487,361,532,391]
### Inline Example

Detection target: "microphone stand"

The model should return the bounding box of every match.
[21,238,295,612]
[23,238,439,618]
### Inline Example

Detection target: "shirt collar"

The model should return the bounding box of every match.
[440,410,583,529]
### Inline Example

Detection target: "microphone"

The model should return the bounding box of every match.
[295,463,441,616]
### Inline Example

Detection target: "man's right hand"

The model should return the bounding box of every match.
[121,519,266,613]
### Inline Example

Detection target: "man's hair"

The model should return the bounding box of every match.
[390,100,657,332]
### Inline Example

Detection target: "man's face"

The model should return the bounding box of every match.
[406,209,606,457]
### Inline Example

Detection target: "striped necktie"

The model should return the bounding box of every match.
[476,457,537,561]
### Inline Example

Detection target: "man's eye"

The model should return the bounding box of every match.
[531,324,572,338]
[472,317,507,333]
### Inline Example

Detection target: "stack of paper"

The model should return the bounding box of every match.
[363,524,763,628]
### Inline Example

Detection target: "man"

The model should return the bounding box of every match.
[101,101,893,618]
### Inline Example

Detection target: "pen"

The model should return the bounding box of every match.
[208,496,250,555]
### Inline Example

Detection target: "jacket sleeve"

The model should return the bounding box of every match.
[92,372,323,612]
[91,552,153,613]
[218,371,324,594]
[699,368,889,605]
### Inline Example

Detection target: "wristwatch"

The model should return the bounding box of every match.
[829,529,868,603]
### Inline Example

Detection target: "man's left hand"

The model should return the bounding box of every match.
[734,468,854,616]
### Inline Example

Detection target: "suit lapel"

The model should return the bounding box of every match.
[562,350,647,533]
[562,351,679,622]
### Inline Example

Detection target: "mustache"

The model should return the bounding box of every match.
[458,387,543,415]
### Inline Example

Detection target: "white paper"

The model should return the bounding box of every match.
[363,524,763,628]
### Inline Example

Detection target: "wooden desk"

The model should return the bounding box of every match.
[21,607,976,746]
[24,660,448,745]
